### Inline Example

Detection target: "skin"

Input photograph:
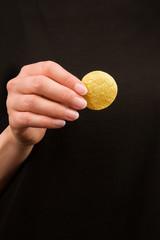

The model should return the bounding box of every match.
[0,61,87,192]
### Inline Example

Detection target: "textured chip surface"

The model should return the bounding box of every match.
[82,71,118,110]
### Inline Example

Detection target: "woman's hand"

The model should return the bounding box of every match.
[6,61,87,146]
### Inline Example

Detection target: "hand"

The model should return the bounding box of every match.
[6,61,87,146]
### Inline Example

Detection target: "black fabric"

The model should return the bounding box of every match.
[0,0,160,239]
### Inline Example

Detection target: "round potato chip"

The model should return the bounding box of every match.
[82,71,118,110]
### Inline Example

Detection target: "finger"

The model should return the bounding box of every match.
[13,94,79,121]
[10,111,66,129]
[19,61,87,95]
[15,76,87,110]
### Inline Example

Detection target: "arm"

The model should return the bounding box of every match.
[0,61,87,192]
[0,126,33,192]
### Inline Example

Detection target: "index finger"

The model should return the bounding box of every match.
[19,61,87,96]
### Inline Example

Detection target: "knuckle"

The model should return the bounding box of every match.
[43,60,53,71]
[52,104,60,114]
[23,95,35,110]
[61,88,71,102]
[6,102,13,118]
[65,73,74,85]
[45,60,53,66]
[42,60,58,73]
[6,96,11,110]
[6,79,16,92]
[20,65,28,74]
[30,76,42,92]
[39,115,49,127]
[18,112,30,127]
[9,112,21,128]
[52,104,62,118]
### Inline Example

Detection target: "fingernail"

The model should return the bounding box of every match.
[74,97,87,109]
[74,83,87,95]
[66,110,79,120]
[54,119,66,127]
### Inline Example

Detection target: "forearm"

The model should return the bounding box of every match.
[0,126,33,192]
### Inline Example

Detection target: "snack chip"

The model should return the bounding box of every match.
[82,71,118,110]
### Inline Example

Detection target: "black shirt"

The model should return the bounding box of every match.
[0,1,160,239]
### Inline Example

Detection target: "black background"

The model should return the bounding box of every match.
[0,0,160,239]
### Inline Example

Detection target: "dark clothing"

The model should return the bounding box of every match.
[0,1,160,239]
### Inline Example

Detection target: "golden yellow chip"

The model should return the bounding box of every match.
[82,71,118,110]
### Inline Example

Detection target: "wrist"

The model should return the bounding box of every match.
[6,126,34,150]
